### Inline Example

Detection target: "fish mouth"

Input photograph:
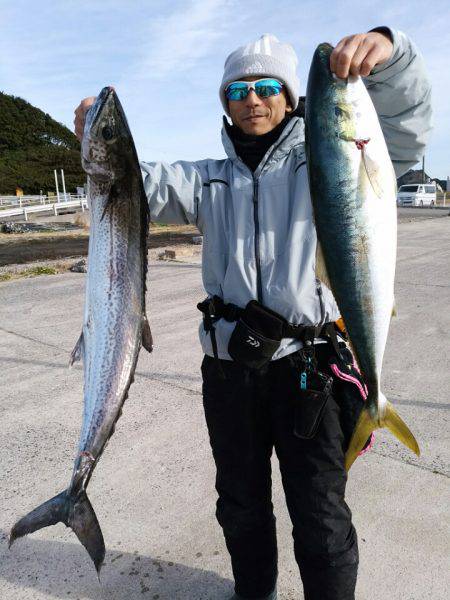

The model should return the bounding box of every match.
[313,43,346,84]
[318,42,334,53]
[316,42,334,64]
[86,86,133,146]
[90,86,115,129]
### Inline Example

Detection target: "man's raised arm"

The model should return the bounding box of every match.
[328,28,432,178]
[74,96,204,229]
[140,160,203,228]
[364,27,433,178]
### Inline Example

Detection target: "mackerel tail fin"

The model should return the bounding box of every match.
[345,396,420,471]
[9,489,105,573]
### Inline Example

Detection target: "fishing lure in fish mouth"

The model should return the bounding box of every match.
[305,43,420,471]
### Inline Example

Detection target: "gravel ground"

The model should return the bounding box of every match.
[0,211,448,599]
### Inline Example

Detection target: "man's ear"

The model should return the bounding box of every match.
[285,104,293,114]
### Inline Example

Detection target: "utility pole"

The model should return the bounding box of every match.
[54,169,60,202]
[422,156,425,183]
[60,169,67,201]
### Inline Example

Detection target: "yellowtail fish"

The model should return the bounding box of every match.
[305,44,420,471]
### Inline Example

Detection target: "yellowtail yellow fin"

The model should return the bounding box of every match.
[391,298,397,318]
[345,399,420,471]
[345,409,375,471]
[335,317,346,335]
[361,147,383,199]
[315,241,332,289]
[384,401,420,456]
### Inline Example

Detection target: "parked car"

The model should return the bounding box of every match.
[397,183,436,207]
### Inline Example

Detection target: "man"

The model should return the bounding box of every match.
[74,27,431,600]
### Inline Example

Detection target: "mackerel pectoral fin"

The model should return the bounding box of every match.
[345,398,420,471]
[10,489,105,573]
[69,332,84,367]
[315,241,332,289]
[142,316,153,353]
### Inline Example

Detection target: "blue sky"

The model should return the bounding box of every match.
[1,0,449,179]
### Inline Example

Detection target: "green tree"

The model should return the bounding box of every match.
[0,92,85,194]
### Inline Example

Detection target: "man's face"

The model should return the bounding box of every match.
[228,75,293,135]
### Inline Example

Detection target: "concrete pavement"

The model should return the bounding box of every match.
[0,214,448,599]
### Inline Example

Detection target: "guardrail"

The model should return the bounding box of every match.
[436,192,448,207]
[0,197,88,221]
[0,194,86,208]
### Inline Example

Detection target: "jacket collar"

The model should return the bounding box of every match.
[221,115,305,173]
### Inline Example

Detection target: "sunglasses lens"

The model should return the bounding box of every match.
[255,79,283,98]
[225,79,283,101]
[226,83,248,101]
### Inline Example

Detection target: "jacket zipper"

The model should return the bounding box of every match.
[252,176,263,302]
[244,121,297,305]
[316,279,325,324]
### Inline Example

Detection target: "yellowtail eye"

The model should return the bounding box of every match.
[334,106,350,119]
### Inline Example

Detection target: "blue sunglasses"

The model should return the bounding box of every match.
[225,78,284,101]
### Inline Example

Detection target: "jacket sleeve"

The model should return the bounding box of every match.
[364,27,433,178]
[140,160,203,227]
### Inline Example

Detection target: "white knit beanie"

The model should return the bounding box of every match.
[219,34,300,115]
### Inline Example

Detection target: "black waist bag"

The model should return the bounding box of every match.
[228,300,287,369]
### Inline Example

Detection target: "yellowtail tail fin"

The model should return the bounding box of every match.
[345,399,420,471]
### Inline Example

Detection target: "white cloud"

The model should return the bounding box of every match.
[134,0,235,79]
[0,0,449,176]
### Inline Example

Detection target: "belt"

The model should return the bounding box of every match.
[197,295,345,354]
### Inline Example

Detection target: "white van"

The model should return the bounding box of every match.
[397,183,436,207]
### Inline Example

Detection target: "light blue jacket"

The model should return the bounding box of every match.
[141,28,432,360]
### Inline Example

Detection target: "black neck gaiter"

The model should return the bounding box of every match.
[225,115,291,173]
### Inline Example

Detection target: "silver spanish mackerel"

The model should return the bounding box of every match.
[10,87,152,572]
[305,44,420,471]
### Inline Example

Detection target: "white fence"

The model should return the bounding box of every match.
[0,193,85,207]
[0,195,88,221]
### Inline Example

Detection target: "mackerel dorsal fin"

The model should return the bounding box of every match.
[142,316,153,353]
[315,240,332,289]
[69,332,84,367]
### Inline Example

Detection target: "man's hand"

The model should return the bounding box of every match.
[74,96,97,141]
[330,31,393,79]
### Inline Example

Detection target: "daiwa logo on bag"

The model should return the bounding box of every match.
[246,335,260,348]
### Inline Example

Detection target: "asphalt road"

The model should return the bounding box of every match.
[0,215,448,599]
[397,206,450,222]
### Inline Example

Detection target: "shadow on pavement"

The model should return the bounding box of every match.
[2,356,449,409]
[1,532,231,599]
[150,262,202,270]
[392,397,450,410]
[1,355,203,386]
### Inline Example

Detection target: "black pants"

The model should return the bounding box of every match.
[201,346,359,600]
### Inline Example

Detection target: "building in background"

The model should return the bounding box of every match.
[397,168,447,192]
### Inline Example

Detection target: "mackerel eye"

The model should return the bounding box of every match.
[102,125,114,141]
